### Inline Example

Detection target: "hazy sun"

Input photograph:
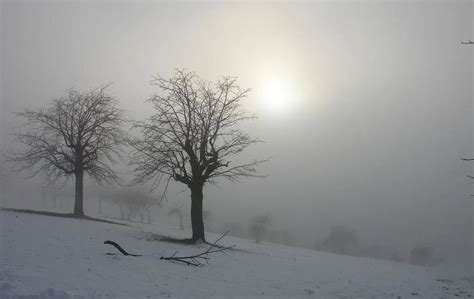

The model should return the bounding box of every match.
[259,78,295,116]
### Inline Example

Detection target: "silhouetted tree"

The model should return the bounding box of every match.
[8,85,126,217]
[410,244,434,266]
[250,214,271,243]
[109,189,159,223]
[322,225,358,255]
[129,70,265,242]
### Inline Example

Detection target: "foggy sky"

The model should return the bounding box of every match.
[1,1,472,269]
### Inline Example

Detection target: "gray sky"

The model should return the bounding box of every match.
[1,1,472,266]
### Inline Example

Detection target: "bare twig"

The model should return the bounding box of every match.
[160,230,235,266]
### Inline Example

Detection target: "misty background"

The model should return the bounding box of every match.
[0,1,472,271]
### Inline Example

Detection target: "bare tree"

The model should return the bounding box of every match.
[321,225,358,255]
[250,214,271,243]
[7,85,126,217]
[410,244,435,266]
[129,70,266,242]
[107,188,159,223]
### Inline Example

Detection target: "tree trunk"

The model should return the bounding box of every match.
[74,170,84,217]
[190,184,205,242]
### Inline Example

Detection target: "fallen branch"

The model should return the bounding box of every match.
[160,231,235,266]
[104,240,142,257]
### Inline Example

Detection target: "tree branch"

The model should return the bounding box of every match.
[160,231,235,266]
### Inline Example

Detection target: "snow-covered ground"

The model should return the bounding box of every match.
[0,209,472,299]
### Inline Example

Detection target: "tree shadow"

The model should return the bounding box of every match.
[142,231,240,251]
[1,208,129,226]
[140,232,196,245]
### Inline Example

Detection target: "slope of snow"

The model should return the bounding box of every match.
[0,209,472,298]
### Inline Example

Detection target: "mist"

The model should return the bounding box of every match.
[1,0,472,279]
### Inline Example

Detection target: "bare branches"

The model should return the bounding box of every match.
[8,85,126,185]
[160,231,235,266]
[129,69,266,189]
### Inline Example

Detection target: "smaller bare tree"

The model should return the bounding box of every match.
[7,85,126,217]
[321,225,358,255]
[410,244,434,266]
[109,189,159,223]
[250,214,272,243]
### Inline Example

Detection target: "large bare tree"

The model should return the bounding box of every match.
[129,70,265,242]
[8,85,126,217]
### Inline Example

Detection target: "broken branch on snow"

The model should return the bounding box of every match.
[104,240,142,257]
[160,231,235,266]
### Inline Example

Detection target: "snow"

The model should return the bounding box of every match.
[0,209,472,298]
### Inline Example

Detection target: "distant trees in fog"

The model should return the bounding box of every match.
[108,189,160,224]
[312,225,442,265]
[40,185,71,210]
[314,225,402,262]
[319,225,358,255]
[410,244,435,266]
[358,244,403,262]
[8,85,126,217]
[250,214,272,243]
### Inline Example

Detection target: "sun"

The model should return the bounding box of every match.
[258,77,295,116]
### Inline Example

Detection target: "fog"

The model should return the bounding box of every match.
[1,1,472,272]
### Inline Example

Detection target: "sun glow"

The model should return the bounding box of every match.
[258,77,295,116]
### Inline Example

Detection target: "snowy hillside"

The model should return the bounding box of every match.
[0,209,472,299]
